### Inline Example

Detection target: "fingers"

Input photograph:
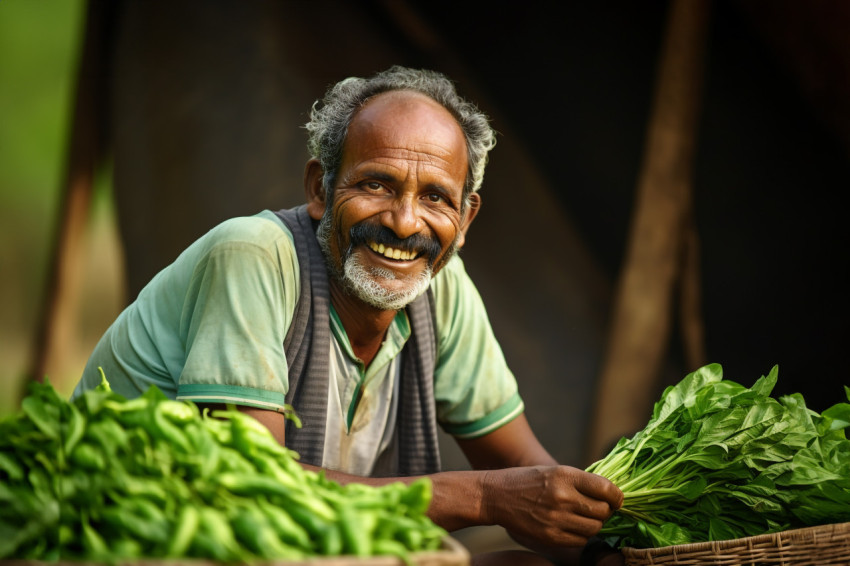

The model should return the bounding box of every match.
[536,467,623,546]
[509,525,591,554]
[511,515,600,550]
[569,467,624,511]
[546,467,621,520]
[554,512,607,542]
[483,465,623,551]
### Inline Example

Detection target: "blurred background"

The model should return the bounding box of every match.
[1,0,114,408]
[1,0,848,478]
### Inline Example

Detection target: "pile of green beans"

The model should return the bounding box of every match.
[0,371,446,561]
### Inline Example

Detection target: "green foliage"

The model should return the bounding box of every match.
[0,0,96,416]
[587,364,850,548]
[0,371,445,560]
[0,0,87,204]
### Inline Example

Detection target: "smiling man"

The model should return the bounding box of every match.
[72,66,623,564]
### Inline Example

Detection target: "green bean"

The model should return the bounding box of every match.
[21,396,60,441]
[400,478,433,514]
[80,515,109,559]
[110,538,143,559]
[231,505,306,560]
[195,507,244,561]
[258,498,313,550]
[338,503,372,556]
[373,538,412,563]
[61,402,86,457]
[152,403,192,453]
[1,375,448,561]
[100,505,169,548]
[0,452,24,482]
[285,497,335,540]
[166,505,200,557]
[69,442,105,471]
[318,521,344,556]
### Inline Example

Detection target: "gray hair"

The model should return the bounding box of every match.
[304,66,497,204]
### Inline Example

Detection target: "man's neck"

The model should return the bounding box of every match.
[329,282,398,368]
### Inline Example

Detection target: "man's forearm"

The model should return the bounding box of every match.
[301,463,488,532]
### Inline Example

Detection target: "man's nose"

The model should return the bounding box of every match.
[381,196,424,239]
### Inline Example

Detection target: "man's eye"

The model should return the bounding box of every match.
[425,193,445,203]
[364,182,384,191]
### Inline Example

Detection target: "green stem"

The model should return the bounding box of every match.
[618,451,688,493]
[587,449,631,483]
[616,506,660,525]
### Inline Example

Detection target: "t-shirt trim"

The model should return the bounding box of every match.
[441,392,525,439]
[177,383,289,412]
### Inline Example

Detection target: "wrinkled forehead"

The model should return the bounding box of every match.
[350,91,465,151]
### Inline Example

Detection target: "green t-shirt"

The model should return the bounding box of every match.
[73,210,523,439]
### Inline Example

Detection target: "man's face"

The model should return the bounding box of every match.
[315,91,473,311]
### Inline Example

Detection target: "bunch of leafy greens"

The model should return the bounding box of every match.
[0,371,445,561]
[587,363,850,549]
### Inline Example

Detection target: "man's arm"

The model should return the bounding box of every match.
[236,406,623,552]
[455,413,558,469]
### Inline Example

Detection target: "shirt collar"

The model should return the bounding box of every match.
[328,304,411,380]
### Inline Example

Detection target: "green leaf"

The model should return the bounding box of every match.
[61,401,86,457]
[0,452,24,481]
[785,448,846,485]
[594,363,850,549]
[651,364,723,430]
[708,517,746,542]
[750,365,779,398]
[21,396,60,440]
[641,521,693,548]
[820,402,850,433]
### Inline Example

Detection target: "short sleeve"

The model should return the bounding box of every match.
[430,255,525,439]
[175,213,300,411]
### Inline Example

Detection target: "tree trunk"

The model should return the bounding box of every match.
[587,0,711,462]
[26,0,111,392]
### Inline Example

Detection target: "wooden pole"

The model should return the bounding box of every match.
[26,0,109,392]
[586,0,711,462]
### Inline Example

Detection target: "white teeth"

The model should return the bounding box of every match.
[368,242,415,260]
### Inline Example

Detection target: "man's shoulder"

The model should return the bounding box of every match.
[165,210,298,280]
[431,254,471,292]
[205,210,294,248]
[429,254,483,328]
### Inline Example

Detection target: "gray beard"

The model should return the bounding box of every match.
[317,211,434,311]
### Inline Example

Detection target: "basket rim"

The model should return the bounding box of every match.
[622,521,850,558]
[0,536,469,565]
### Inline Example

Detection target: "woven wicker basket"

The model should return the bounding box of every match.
[622,522,850,565]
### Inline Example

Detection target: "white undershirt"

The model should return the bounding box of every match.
[321,332,401,476]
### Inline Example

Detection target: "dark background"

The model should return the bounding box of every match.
[416,0,849,412]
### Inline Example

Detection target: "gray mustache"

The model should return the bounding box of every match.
[349,222,442,266]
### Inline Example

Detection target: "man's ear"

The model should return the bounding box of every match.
[304,158,326,220]
[456,192,482,249]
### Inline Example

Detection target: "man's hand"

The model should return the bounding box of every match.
[481,465,622,551]
[449,413,623,552]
